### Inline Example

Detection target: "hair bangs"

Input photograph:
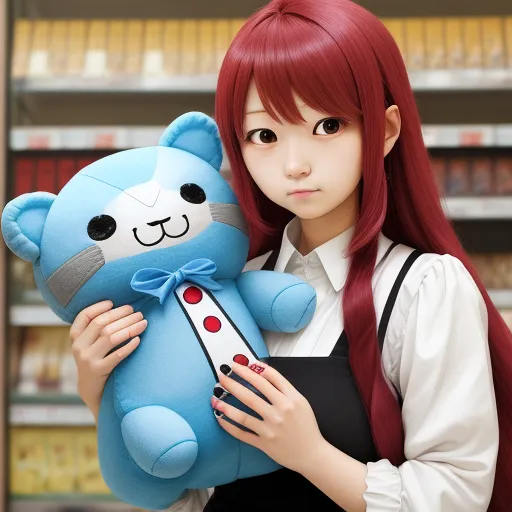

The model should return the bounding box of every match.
[231,11,362,140]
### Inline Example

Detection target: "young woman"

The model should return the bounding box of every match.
[70,0,512,510]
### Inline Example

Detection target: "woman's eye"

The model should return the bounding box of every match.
[314,118,344,135]
[247,129,277,145]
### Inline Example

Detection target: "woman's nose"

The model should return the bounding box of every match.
[285,156,312,179]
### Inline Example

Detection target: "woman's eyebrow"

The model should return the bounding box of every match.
[245,108,267,115]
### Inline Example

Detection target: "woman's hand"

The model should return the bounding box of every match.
[69,300,148,421]
[211,360,325,474]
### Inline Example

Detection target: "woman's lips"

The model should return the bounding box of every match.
[289,189,319,198]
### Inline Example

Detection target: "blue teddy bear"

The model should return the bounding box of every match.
[1,112,316,510]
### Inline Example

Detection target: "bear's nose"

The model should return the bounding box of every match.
[125,181,161,207]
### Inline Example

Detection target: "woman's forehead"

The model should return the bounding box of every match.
[245,80,307,117]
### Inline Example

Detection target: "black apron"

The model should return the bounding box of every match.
[205,243,421,511]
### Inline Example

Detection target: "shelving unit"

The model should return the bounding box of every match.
[10,124,512,150]
[2,1,512,512]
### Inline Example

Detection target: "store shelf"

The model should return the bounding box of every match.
[408,69,512,92]
[10,495,132,512]
[10,124,512,152]
[443,197,512,220]
[421,124,512,148]
[12,69,512,96]
[11,392,82,405]
[11,494,116,502]
[488,290,512,309]
[10,305,68,326]
[12,75,218,94]
[10,126,165,150]
[10,403,94,426]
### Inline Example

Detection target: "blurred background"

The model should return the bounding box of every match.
[0,0,512,511]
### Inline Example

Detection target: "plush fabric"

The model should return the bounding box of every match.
[1,112,317,511]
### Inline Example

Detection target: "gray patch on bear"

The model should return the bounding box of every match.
[209,204,248,235]
[47,245,105,307]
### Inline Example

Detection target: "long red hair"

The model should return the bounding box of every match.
[215,0,512,508]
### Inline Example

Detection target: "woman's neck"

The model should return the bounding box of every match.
[298,189,359,255]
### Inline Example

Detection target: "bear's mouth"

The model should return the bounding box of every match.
[132,215,190,247]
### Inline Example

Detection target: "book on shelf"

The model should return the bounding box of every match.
[143,20,165,76]
[85,20,108,77]
[11,19,32,79]
[10,427,110,496]
[107,20,126,76]
[124,20,144,75]
[215,19,232,74]
[404,18,426,71]
[482,17,506,69]
[445,18,464,69]
[507,17,512,68]
[425,18,445,69]
[381,19,406,60]
[496,158,512,195]
[48,20,68,76]
[432,155,512,198]
[67,20,88,76]
[163,20,180,76]
[27,20,50,77]
[198,19,215,75]
[10,16,512,81]
[15,326,77,396]
[180,19,198,76]
[463,17,483,69]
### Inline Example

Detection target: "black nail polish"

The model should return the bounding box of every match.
[213,386,225,399]
[220,364,232,375]
[214,410,224,418]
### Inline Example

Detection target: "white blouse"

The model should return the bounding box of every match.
[169,217,499,512]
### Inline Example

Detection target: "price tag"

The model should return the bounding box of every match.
[28,50,49,76]
[28,134,51,150]
[143,51,164,75]
[458,125,493,147]
[84,50,107,77]
[459,131,483,146]
[94,132,116,148]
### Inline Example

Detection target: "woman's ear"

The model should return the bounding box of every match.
[384,105,401,157]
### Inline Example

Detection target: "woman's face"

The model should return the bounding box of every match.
[240,81,363,220]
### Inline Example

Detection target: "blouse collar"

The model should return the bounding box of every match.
[273,217,393,292]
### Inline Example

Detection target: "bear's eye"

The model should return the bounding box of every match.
[180,183,206,204]
[87,215,117,241]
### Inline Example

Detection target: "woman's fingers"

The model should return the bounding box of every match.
[218,371,274,420]
[235,361,298,397]
[100,336,142,374]
[211,396,265,441]
[89,312,147,358]
[72,304,135,351]
[70,300,113,342]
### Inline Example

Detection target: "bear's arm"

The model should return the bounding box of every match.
[236,270,316,333]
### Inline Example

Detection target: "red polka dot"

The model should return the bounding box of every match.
[233,354,249,366]
[204,316,221,333]
[183,286,203,304]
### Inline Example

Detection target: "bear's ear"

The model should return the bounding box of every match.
[158,111,223,171]
[1,192,56,263]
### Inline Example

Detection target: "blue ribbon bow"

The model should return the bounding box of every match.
[131,258,222,305]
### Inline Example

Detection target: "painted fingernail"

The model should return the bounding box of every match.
[213,385,229,399]
[249,363,265,374]
[233,354,249,366]
[214,409,224,419]
[220,364,232,376]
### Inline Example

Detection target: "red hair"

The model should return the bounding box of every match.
[215,0,512,509]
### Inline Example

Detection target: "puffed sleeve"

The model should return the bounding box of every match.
[363,255,499,511]
[162,489,212,512]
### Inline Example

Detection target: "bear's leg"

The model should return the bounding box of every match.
[121,405,198,479]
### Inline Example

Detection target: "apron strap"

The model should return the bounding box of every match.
[261,249,280,271]
[377,248,423,353]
